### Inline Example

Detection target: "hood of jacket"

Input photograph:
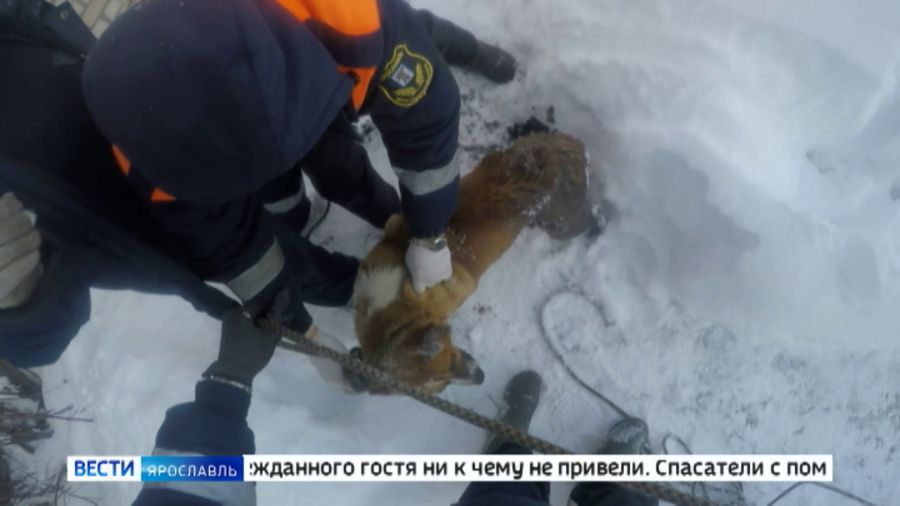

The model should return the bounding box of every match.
[82,0,353,202]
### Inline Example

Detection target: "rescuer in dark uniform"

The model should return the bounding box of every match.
[0,0,516,366]
[79,0,511,340]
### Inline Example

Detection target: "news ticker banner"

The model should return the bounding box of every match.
[68,455,832,483]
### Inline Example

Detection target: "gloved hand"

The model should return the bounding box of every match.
[246,278,314,336]
[227,239,315,336]
[405,236,453,293]
[203,308,283,388]
[0,193,43,309]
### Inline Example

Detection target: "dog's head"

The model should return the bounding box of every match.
[362,322,485,395]
[353,237,483,395]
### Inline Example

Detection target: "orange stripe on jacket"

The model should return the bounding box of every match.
[275,0,380,36]
[338,64,378,110]
[112,145,131,175]
[150,188,176,203]
[111,145,177,203]
[276,0,380,110]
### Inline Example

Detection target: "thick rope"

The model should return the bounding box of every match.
[536,297,633,420]
[262,318,721,506]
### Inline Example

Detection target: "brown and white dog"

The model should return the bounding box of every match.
[352,133,593,393]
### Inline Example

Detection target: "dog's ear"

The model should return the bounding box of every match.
[450,348,485,385]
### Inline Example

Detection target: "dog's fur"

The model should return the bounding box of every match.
[353,133,592,393]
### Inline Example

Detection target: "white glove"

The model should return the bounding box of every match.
[0,193,43,309]
[405,239,453,293]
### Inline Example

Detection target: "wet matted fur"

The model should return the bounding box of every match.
[353,133,592,394]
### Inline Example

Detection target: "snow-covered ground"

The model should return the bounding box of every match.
[23,0,900,504]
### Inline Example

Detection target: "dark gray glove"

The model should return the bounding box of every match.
[203,308,281,389]
[225,238,315,336]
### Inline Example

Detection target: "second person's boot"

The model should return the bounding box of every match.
[484,370,544,454]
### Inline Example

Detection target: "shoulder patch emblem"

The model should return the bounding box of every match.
[379,44,434,108]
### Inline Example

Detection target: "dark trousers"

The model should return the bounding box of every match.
[455,443,659,506]
[455,443,550,506]
[416,9,479,67]
[260,129,402,232]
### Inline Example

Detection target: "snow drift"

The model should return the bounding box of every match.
[30,0,900,504]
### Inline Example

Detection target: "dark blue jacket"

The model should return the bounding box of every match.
[0,156,237,366]
[82,0,461,286]
[0,5,237,367]
[133,380,256,506]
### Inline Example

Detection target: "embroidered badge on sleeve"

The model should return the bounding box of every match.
[379,43,434,108]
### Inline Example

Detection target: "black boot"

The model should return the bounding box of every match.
[465,40,517,84]
[484,370,544,454]
[598,418,650,455]
[418,10,517,84]
[569,418,657,506]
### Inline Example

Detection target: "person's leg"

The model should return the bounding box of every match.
[300,130,400,230]
[414,9,517,84]
[568,484,657,506]
[455,371,550,505]
[455,441,550,505]
[567,419,659,506]
[415,10,478,67]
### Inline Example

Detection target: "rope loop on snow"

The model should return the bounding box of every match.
[535,293,875,506]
